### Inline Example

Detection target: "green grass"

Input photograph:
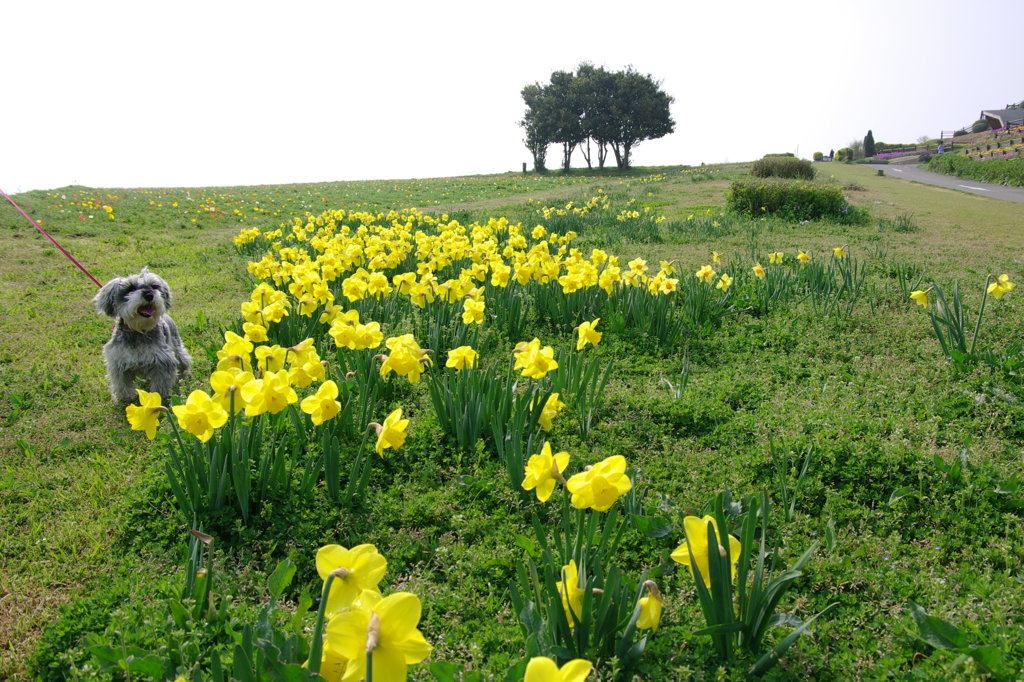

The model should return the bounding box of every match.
[2,164,1023,680]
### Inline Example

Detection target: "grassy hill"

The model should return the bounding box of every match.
[2,163,1022,680]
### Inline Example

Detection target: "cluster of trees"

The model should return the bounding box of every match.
[520,64,675,172]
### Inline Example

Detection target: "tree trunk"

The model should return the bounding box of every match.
[561,142,575,172]
[580,138,593,169]
[597,141,608,168]
[620,142,632,170]
[610,142,623,170]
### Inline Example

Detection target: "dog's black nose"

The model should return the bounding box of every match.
[143,290,154,302]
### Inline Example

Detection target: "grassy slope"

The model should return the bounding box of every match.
[2,164,1023,680]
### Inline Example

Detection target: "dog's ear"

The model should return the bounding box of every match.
[94,277,124,317]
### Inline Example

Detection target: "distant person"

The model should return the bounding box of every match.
[829,149,835,161]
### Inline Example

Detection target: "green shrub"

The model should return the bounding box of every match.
[726,178,866,223]
[812,151,824,161]
[751,156,815,180]
[835,147,852,162]
[927,154,1024,186]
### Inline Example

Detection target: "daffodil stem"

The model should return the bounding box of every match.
[306,573,335,675]
[366,650,373,682]
[969,276,992,357]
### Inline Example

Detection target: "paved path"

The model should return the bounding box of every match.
[865,164,1024,203]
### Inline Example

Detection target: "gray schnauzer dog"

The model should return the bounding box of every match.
[94,267,191,403]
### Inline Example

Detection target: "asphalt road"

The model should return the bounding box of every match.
[865,164,1024,203]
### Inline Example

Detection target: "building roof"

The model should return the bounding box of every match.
[981,109,1024,128]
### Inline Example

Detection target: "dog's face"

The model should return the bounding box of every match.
[94,267,172,332]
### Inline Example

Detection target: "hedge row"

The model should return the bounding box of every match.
[727,178,863,223]
[751,156,815,180]
[926,154,1024,187]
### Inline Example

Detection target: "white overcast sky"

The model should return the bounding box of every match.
[3,0,1022,193]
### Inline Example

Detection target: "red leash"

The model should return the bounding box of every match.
[1,187,103,288]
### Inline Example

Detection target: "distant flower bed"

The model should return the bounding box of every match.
[871,149,924,159]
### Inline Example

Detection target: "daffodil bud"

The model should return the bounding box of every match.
[718,543,727,558]
[345,371,356,380]
[189,529,214,545]
[366,611,381,652]
[592,588,604,595]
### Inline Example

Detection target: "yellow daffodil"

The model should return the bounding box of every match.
[172,390,228,443]
[833,247,846,259]
[217,331,253,373]
[513,338,558,379]
[711,250,721,264]
[753,263,766,279]
[462,298,485,325]
[768,251,785,264]
[910,289,929,308]
[797,251,810,264]
[987,273,1016,299]
[670,515,742,591]
[522,441,569,502]
[125,389,163,440]
[319,303,345,325]
[240,369,298,416]
[325,589,432,682]
[537,392,566,431]
[695,264,716,283]
[445,345,478,370]
[636,581,663,631]
[313,642,349,682]
[716,273,733,291]
[524,656,593,682]
[576,318,603,350]
[243,322,268,342]
[380,336,432,384]
[371,408,409,456]
[379,347,430,384]
[210,369,255,414]
[316,543,388,615]
[558,560,585,627]
[300,380,341,426]
[565,455,632,511]
[254,344,287,373]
